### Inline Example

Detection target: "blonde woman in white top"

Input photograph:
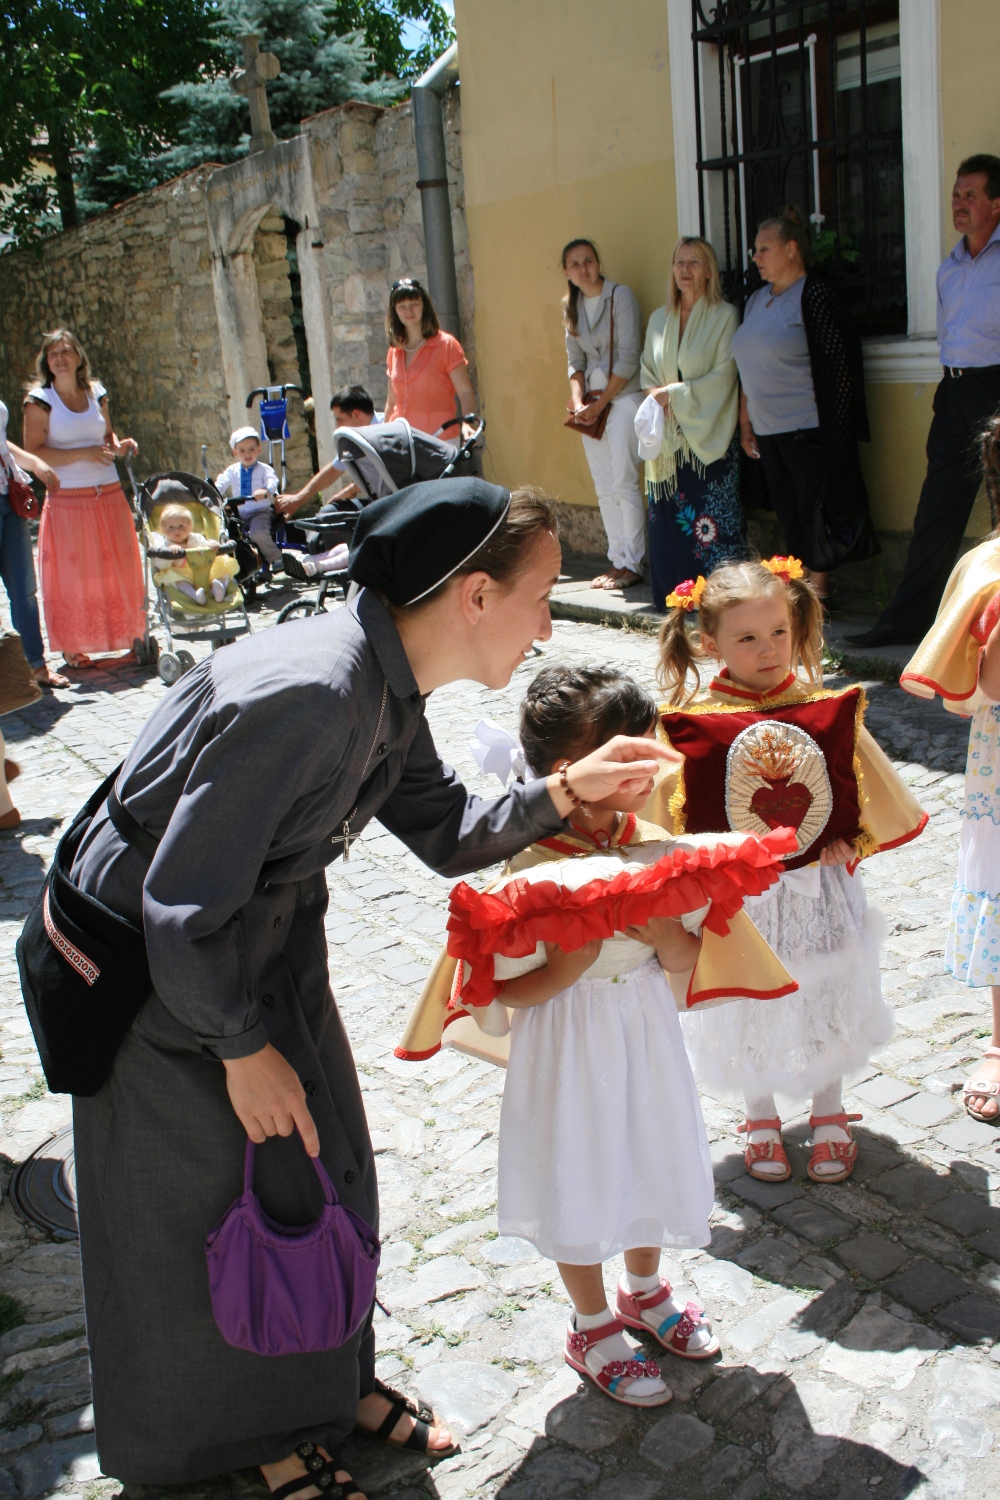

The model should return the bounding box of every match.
[22,329,144,669]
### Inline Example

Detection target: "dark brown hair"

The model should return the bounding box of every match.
[658,559,824,705]
[520,665,657,776]
[958,154,1000,200]
[560,238,602,338]
[388,487,559,614]
[757,204,811,269]
[386,281,441,348]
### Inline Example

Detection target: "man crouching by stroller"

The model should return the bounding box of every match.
[215,427,282,570]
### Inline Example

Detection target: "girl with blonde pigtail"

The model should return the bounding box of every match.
[650,557,927,1182]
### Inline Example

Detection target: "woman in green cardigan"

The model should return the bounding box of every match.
[639,237,745,610]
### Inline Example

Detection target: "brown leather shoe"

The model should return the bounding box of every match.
[0,808,21,831]
[4,759,20,784]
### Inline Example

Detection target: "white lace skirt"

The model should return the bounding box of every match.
[681,864,891,1102]
[498,955,713,1264]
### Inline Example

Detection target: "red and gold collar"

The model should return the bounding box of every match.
[709,669,798,705]
[539,811,638,858]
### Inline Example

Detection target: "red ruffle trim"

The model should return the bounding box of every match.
[447,828,797,1009]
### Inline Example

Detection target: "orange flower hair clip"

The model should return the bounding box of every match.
[762,556,804,584]
[665,576,706,612]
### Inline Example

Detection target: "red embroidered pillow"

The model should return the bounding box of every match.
[661,687,864,871]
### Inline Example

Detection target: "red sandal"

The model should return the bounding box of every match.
[564,1317,671,1407]
[807,1111,862,1183]
[737,1116,791,1182]
[616,1277,719,1359]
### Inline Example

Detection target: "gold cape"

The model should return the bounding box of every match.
[643,671,927,862]
[395,814,797,1068]
[900,538,1000,715]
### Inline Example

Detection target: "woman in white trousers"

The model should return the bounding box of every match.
[562,239,645,590]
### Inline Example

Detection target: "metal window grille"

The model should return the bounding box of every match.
[691,0,905,335]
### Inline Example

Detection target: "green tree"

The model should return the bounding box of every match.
[147,0,405,183]
[0,0,225,234]
[331,0,454,78]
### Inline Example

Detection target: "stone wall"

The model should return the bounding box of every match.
[0,87,474,484]
[0,168,228,469]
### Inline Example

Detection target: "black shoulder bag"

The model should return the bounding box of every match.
[16,767,155,1096]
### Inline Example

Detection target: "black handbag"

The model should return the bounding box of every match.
[809,490,880,571]
[16,766,153,1096]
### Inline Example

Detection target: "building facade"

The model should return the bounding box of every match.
[455,0,1000,583]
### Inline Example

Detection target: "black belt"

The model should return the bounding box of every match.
[944,364,1000,378]
[107,784,160,860]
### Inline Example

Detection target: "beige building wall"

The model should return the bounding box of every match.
[456,0,1000,569]
[454,0,678,517]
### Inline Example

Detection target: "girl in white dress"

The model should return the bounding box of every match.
[918,415,1000,1124]
[498,666,719,1410]
[657,560,921,1183]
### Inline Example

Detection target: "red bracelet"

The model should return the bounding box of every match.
[559,763,590,813]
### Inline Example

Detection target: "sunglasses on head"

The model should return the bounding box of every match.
[391,279,424,296]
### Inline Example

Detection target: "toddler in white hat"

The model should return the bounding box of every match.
[215,428,282,567]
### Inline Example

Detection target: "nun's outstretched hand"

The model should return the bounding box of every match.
[547,734,680,816]
[223,1043,321,1157]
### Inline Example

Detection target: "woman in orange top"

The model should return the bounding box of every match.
[384,278,477,439]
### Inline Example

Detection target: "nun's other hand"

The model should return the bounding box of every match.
[223,1043,320,1157]
[548,735,681,815]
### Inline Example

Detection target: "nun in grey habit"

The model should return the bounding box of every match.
[66,479,668,1495]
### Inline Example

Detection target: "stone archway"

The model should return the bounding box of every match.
[205,136,336,475]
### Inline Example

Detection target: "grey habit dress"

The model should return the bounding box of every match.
[69,589,566,1485]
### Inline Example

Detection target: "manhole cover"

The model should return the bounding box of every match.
[9,1126,77,1240]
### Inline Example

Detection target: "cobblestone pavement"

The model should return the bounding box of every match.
[0,594,995,1500]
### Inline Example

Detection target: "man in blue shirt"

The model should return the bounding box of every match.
[851,155,1000,647]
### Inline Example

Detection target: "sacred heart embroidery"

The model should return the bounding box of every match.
[725,720,832,854]
[750,778,813,831]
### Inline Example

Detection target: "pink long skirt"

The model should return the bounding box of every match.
[38,484,146,655]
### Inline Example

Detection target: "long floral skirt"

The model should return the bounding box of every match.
[38,483,146,655]
[647,433,746,612]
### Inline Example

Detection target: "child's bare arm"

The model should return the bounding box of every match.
[501,940,602,1008]
[625,916,702,973]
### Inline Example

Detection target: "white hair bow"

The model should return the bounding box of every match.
[470,718,534,786]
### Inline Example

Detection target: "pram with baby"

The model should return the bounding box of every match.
[126,463,252,685]
[276,414,484,624]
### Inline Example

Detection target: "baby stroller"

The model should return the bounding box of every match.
[128,464,252,685]
[275,415,484,625]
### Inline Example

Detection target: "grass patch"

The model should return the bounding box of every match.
[0,1294,27,1337]
[37,1326,86,1349]
[6,1397,45,1426]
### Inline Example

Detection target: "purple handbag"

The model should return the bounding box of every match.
[206,1141,380,1356]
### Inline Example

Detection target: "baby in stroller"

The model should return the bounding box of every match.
[152,495,240,605]
[215,426,282,567]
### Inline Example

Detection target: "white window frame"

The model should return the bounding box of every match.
[666,0,943,382]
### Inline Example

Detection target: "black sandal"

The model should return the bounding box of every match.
[268,1442,364,1500]
[356,1378,458,1457]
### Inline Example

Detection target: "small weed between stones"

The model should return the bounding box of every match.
[0,1370,24,1396]
[37,1325,87,1348]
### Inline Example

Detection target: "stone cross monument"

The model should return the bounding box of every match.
[231,34,281,154]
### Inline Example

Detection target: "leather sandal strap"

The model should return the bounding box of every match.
[984,1046,1000,1059]
[809,1112,862,1129]
[570,1317,624,1348]
[630,1280,674,1310]
[373,1395,410,1445]
[965,1078,1000,1097]
[738,1117,782,1134]
[270,1447,358,1500]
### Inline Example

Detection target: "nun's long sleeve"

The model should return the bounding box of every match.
[72,591,567,1060]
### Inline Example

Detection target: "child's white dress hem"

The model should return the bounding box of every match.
[498,954,713,1265]
[946,703,1000,987]
[682,864,892,1102]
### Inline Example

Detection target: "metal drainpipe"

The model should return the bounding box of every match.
[412,42,461,336]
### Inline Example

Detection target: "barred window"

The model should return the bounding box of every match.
[692,0,905,335]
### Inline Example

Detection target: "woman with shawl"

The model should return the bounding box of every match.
[638,238,745,612]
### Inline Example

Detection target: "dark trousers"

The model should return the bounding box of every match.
[756,429,826,569]
[880,370,1000,636]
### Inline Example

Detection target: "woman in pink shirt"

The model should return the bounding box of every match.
[384,278,477,439]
